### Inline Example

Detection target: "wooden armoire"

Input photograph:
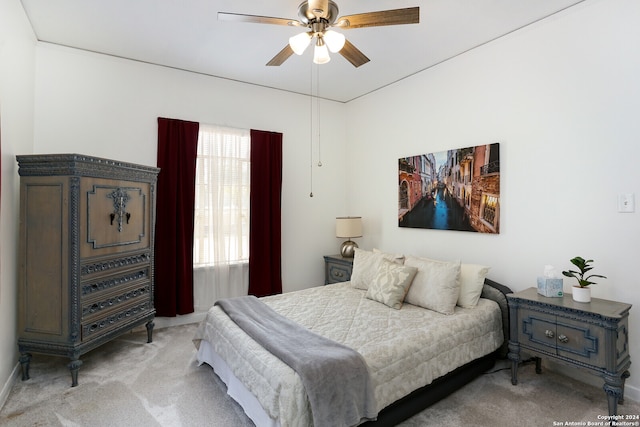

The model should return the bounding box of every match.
[16,154,160,386]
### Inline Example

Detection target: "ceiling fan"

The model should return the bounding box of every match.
[218,0,419,67]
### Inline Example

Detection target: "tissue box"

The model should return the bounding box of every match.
[537,277,564,297]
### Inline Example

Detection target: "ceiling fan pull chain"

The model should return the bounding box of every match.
[317,65,322,167]
[309,62,315,198]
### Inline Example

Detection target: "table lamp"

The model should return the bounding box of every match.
[336,216,362,258]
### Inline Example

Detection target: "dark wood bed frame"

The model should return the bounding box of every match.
[363,278,512,427]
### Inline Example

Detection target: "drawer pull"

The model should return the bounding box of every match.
[558,334,569,343]
[545,329,555,338]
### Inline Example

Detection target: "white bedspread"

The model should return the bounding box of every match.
[193,282,503,427]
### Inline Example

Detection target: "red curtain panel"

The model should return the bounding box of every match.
[248,129,283,297]
[155,117,199,316]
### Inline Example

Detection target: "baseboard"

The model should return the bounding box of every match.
[154,312,206,329]
[625,383,640,403]
[0,363,20,412]
[544,359,639,403]
[131,311,206,333]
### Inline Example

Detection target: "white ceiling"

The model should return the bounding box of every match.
[20,0,585,103]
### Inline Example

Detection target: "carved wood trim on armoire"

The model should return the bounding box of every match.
[16,154,160,387]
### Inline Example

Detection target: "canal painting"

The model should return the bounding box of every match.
[398,143,500,233]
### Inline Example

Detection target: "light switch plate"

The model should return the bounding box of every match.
[618,193,635,213]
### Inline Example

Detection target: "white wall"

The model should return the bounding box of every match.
[0,0,36,407]
[347,0,640,399]
[32,43,350,292]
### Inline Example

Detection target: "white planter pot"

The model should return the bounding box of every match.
[572,286,591,303]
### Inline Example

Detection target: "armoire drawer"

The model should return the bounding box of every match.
[81,263,151,298]
[80,250,152,282]
[81,279,152,322]
[81,298,153,341]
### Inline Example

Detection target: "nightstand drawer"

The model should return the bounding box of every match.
[324,255,354,285]
[519,307,603,367]
[519,308,557,353]
[556,316,602,367]
[328,263,351,283]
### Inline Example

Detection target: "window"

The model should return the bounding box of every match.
[481,194,499,230]
[193,124,250,267]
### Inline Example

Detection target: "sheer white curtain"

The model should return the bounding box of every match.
[193,124,250,311]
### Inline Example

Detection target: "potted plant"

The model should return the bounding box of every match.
[561,256,607,303]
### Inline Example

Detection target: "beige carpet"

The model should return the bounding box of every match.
[1,323,637,426]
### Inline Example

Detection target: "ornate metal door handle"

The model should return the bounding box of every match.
[558,334,569,343]
[545,329,555,338]
[107,188,131,232]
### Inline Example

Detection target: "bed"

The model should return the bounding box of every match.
[193,251,512,427]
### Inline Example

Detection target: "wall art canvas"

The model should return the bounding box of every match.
[398,143,500,233]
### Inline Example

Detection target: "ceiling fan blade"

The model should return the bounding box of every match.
[218,12,301,27]
[339,39,370,68]
[336,7,419,29]
[266,45,295,66]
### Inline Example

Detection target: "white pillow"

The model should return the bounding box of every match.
[404,256,461,315]
[373,248,405,264]
[351,248,402,290]
[457,264,491,308]
[366,258,417,309]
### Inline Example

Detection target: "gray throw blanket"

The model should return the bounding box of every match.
[215,296,377,427]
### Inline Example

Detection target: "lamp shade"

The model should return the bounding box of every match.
[313,42,331,64]
[336,217,362,238]
[289,32,312,55]
[323,30,345,53]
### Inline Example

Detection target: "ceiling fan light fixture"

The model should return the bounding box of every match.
[313,40,331,64]
[323,30,345,53]
[289,31,312,55]
[220,2,419,68]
